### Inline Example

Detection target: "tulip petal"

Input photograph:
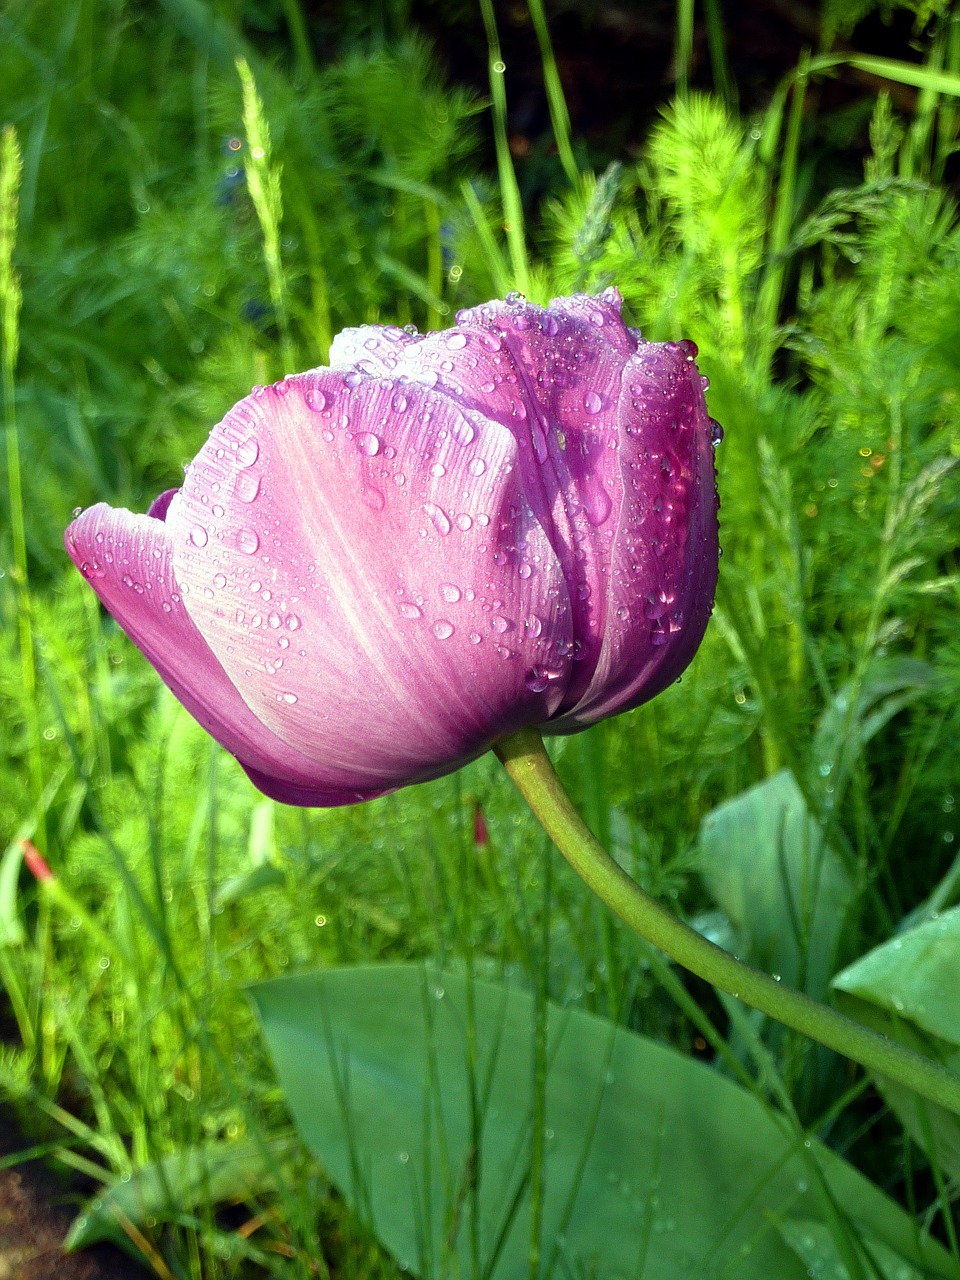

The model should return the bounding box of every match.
[328,323,420,375]
[64,502,388,806]
[168,372,574,793]
[550,343,720,729]
[385,291,640,705]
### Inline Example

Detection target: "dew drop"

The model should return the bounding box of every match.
[492,615,509,633]
[468,457,486,477]
[357,432,381,457]
[446,331,467,349]
[190,525,209,547]
[399,602,422,620]
[237,437,259,466]
[430,462,446,477]
[213,572,227,589]
[424,503,451,535]
[440,583,462,603]
[582,482,613,527]
[304,386,326,412]
[583,390,603,415]
[285,613,301,631]
[235,471,260,502]
[524,614,542,637]
[237,528,260,554]
[362,486,386,511]
[455,513,473,531]
[391,392,408,413]
[278,692,298,704]
[469,631,482,644]
[433,620,455,639]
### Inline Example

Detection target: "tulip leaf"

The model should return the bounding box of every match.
[249,964,959,1280]
[812,658,935,796]
[832,908,960,1178]
[698,769,854,997]
[779,1218,930,1280]
[65,1136,298,1251]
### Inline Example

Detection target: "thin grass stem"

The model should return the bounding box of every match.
[477,0,531,295]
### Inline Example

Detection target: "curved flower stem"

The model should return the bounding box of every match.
[494,727,960,1119]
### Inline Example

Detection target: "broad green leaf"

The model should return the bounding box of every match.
[780,1218,930,1280]
[833,910,960,1178]
[812,658,934,797]
[250,964,959,1280]
[833,907,960,1049]
[65,1136,297,1250]
[698,770,853,996]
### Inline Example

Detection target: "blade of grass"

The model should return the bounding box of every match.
[526,0,580,188]
[477,0,531,295]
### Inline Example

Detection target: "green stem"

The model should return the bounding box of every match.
[494,727,960,1119]
[477,0,531,296]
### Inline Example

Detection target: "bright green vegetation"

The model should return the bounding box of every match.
[2,0,960,1276]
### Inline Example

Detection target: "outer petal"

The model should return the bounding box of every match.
[386,290,639,705]
[168,371,574,793]
[327,324,420,375]
[550,341,720,730]
[64,503,388,806]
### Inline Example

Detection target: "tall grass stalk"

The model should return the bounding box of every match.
[477,0,531,296]
[526,0,580,188]
[237,57,296,375]
[0,125,43,838]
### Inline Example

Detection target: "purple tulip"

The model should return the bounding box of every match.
[66,290,719,807]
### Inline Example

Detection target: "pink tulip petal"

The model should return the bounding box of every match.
[168,372,573,792]
[328,324,420,376]
[64,503,388,806]
[387,291,639,704]
[551,341,720,729]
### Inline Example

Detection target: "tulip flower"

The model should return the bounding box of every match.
[66,289,719,807]
[65,292,960,1121]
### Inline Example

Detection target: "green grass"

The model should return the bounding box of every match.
[2,0,960,1276]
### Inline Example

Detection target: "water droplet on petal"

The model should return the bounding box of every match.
[357,432,381,457]
[190,525,209,547]
[492,615,509,634]
[455,513,473,531]
[524,614,542,637]
[278,692,298,704]
[433,620,455,639]
[304,387,326,412]
[440,583,461,603]
[446,332,467,350]
[399,602,422,620]
[237,437,259,466]
[583,391,603,415]
[237,528,259,554]
[468,457,486,477]
[213,572,227,588]
[582,482,613,527]
[424,503,451,535]
[235,471,260,502]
